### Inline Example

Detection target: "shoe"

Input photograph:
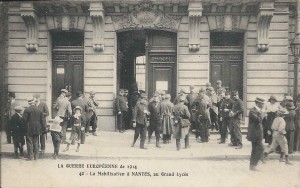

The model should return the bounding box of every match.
[279,158,285,162]
[93,132,97,136]
[249,165,258,171]
[235,144,243,149]
[185,145,191,149]
[228,142,237,147]
[52,154,57,160]
[218,141,225,144]
[140,147,148,149]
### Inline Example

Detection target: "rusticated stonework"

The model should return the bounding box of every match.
[111,2,181,32]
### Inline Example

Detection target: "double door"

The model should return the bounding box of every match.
[210,50,243,99]
[52,48,84,103]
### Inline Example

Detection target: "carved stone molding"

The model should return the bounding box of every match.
[257,1,274,52]
[111,1,181,32]
[89,2,105,52]
[188,1,202,52]
[20,2,39,52]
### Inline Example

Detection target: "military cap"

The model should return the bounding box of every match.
[27,97,36,104]
[14,105,24,112]
[165,94,171,99]
[199,87,205,93]
[153,92,160,97]
[217,80,222,84]
[268,95,277,102]
[73,106,82,112]
[140,93,147,99]
[207,86,214,91]
[206,82,211,87]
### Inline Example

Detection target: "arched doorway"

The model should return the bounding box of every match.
[117,30,177,100]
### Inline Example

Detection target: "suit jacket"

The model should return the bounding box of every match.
[55,96,72,118]
[148,101,161,121]
[87,97,99,114]
[71,98,89,114]
[37,101,49,126]
[23,105,45,136]
[9,113,26,136]
[285,109,296,131]
[115,95,128,112]
[192,96,209,120]
[231,98,244,120]
[247,107,263,142]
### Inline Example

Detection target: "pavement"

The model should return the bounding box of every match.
[1,130,300,188]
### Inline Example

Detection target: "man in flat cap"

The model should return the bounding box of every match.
[161,94,175,144]
[86,91,100,136]
[23,97,45,160]
[5,92,20,144]
[33,93,49,154]
[247,97,266,171]
[229,91,244,149]
[54,89,72,144]
[115,89,128,133]
[132,93,149,149]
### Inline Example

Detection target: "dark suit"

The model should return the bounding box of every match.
[132,101,148,148]
[247,107,264,167]
[23,105,45,160]
[10,113,25,156]
[115,95,128,131]
[37,102,49,152]
[230,98,244,146]
[192,96,210,142]
[148,101,162,142]
[285,109,296,154]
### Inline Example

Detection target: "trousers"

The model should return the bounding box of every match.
[148,120,161,140]
[60,117,68,142]
[39,134,46,151]
[196,118,210,142]
[26,135,39,160]
[86,111,97,133]
[286,130,295,154]
[229,118,242,145]
[220,118,230,142]
[133,123,146,148]
[267,132,288,155]
[250,141,264,166]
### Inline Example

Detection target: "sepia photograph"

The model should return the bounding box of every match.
[0,0,300,187]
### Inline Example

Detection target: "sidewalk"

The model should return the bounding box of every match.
[1,130,300,160]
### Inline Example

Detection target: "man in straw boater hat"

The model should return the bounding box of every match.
[49,116,63,159]
[9,105,25,158]
[263,108,292,165]
[264,95,280,145]
[131,93,149,149]
[63,106,86,152]
[247,97,266,171]
[173,96,191,151]
[23,97,46,161]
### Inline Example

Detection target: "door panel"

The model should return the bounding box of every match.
[210,52,243,99]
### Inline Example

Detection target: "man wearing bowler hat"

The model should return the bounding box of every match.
[229,91,244,149]
[247,97,266,171]
[23,97,45,160]
[33,93,49,154]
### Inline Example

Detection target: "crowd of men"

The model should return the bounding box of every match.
[5,89,99,160]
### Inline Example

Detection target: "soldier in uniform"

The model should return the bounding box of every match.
[33,93,49,154]
[192,88,210,143]
[186,85,198,131]
[147,93,162,148]
[161,94,174,144]
[219,90,233,144]
[23,97,45,160]
[173,89,188,105]
[131,93,149,149]
[228,91,244,149]
[173,96,191,151]
[115,89,128,133]
[247,97,266,171]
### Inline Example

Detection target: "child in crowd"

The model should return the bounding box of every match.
[10,106,25,158]
[63,106,86,152]
[50,116,63,159]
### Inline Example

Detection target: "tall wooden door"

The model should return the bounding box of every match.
[210,50,243,99]
[147,31,177,100]
[52,48,84,105]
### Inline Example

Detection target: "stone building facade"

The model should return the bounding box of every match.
[0,0,299,131]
